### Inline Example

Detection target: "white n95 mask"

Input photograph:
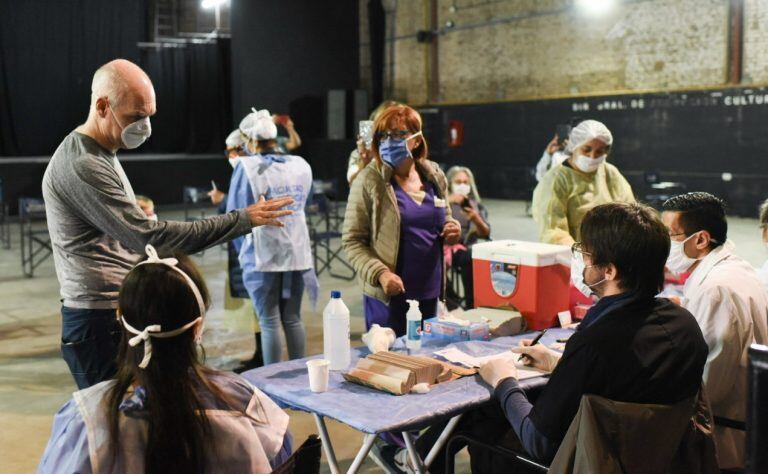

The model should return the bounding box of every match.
[666,233,701,275]
[110,105,152,149]
[573,154,606,173]
[452,183,471,197]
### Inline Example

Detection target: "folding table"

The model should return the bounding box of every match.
[243,328,574,474]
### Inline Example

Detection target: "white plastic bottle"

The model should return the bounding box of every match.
[323,290,351,370]
[406,299,422,350]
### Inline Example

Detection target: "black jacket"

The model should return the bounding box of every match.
[529,296,708,442]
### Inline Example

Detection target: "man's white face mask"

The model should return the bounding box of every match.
[109,103,152,150]
[666,232,703,275]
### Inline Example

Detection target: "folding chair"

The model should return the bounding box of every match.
[446,393,709,474]
[0,177,10,249]
[182,186,212,222]
[182,186,214,257]
[306,181,355,281]
[643,170,687,210]
[19,197,52,277]
[445,433,548,473]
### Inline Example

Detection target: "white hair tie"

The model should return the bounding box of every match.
[120,245,206,369]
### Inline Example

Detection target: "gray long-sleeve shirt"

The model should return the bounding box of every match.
[42,131,253,309]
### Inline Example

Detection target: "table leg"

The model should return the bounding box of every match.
[402,432,426,474]
[424,413,464,468]
[313,413,340,474]
[347,434,376,474]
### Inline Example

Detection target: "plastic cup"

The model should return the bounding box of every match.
[306,359,330,393]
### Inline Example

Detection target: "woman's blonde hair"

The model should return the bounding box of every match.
[372,105,428,165]
[446,166,482,202]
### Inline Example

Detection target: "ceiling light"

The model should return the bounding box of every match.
[201,0,227,10]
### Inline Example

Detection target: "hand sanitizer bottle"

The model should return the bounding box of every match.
[406,299,422,350]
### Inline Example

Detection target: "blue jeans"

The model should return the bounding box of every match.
[60,307,120,389]
[249,272,306,365]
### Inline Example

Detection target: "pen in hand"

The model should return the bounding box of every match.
[518,329,548,364]
[211,180,218,191]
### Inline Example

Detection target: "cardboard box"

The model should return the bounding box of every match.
[423,317,490,343]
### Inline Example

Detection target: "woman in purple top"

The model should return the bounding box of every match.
[343,105,461,337]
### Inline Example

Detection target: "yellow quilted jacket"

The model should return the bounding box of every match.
[342,159,457,303]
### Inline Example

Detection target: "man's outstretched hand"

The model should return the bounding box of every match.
[246,195,295,227]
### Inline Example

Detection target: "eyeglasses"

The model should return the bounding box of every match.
[571,242,592,257]
[668,232,687,238]
[376,130,412,140]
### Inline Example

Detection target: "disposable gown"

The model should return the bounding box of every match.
[532,162,635,245]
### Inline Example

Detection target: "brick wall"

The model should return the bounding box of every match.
[744,0,768,84]
[384,0,758,104]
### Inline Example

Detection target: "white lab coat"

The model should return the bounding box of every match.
[681,241,768,469]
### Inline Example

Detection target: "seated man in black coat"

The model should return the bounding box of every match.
[418,202,709,473]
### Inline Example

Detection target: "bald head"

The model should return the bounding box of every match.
[91,59,154,109]
[81,59,156,152]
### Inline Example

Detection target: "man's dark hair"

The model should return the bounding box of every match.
[580,202,670,296]
[662,192,727,247]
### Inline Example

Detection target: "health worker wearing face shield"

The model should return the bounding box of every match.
[532,119,635,246]
[42,60,293,390]
[661,192,768,470]
[342,104,461,336]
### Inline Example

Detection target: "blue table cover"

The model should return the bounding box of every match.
[242,328,574,434]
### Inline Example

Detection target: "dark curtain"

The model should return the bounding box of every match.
[0,0,145,156]
[0,0,232,156]
[230,0,359,135]
[139,39,233,154]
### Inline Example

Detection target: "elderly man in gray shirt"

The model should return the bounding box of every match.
[42,59,293,389]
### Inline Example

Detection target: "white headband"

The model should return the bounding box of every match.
[120,245,207,369]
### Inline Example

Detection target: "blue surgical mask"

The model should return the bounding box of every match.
[379,131,422,168]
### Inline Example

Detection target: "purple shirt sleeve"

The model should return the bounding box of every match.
[494,378,559,463]
[272,431,294,469]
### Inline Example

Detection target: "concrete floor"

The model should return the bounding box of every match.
[0,200,764,473]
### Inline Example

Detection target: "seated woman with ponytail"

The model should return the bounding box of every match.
[38,246,292,474]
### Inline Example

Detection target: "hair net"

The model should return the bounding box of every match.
[239,108,277,141]
[565,120,613,154]
[225,129,243,148]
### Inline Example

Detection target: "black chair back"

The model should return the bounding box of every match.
[747,344,768,473]
[271,435,322,474]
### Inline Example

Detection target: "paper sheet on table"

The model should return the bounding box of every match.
[433,347,547,380]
